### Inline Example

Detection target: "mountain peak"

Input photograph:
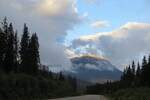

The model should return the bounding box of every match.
[66,53,122,83]
[71,54,107,61]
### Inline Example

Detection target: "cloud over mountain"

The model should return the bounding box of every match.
[68,22,150,70]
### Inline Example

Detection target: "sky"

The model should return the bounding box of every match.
[0,0,150,71]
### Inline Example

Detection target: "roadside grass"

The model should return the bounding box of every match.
[111,87,150,100]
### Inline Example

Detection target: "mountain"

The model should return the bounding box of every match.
[63,54,122,83]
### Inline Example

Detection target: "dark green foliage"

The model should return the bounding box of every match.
[20,23,30,74]
[0,17,8,71]
[13,31,19,73]
[0,72,76,100]
[4,23,15,73]
[0,28,5,70]
[86,55,150,95]
[140,56,149,86]
[0,17,78,100]
[136,62,141,78]
[112,88,150,100]
[131,61,135,77]
[59,71,65,81]
[68,76,77,92]
[28,33,40,75]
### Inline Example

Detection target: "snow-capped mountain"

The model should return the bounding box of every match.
[63,54,122,83]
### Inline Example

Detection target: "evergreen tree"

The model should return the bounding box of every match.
[136,62,141,78]
[131,61,135,76]
[13,31,19,73]
[0,17,8,71]
[140,56,148,86]
[0,28,5,70]
[72,77,77,92]
[14,31,19,62]
[28,33,40,75]
[1,17,9,41]
[4,23,14,73]
[147,55,150,86]
[20,23,30,74]
[59,72,64,81]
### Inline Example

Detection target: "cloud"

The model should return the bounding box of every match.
[82,12,89,21]
[90,21,109,28]
[85,0,94,3]
[65,49,77,58]
[0,0,80,72]
[68,22,150,70]
[85,63,100,70]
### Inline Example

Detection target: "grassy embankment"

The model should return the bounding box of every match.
[110,87,150,100]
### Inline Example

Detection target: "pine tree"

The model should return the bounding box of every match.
[0,17,9,71]
[0,28,5,70]
[13,31,19,73]
[59,72,64,81]
[136,62,141,78]
[4,23,15,73]
[140,56,148,86]
[147,55,150,86]
[28,33,40,75]
[73,77,77,92]
[20,23,30,74]
[1,17,9,41]
[14,31,19,62]
[131,61,135,77]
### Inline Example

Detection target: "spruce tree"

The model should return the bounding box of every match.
[131,61,135,77]
[28,33,40,75]
[4,23,15,73]
[73,77,77,92]
[0,28,5,70]
[136,62,141,78]
[0,17,9,71]
[140,56,148,86]
[59,72,64,81]
[13,31,19,73]
[20,23,30,74]
[147,55,150,86]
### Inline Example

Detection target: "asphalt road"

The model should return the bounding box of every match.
[49,95,109,100]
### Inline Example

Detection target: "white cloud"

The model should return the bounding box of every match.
[85,0,94,3]
[69,22,150,70]
[82,12,89,21]
[85,63,100,70]
[0,0,80,72]
[90,21,109,28]
[65,49,77,57]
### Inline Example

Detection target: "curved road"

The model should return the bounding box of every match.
[49,95,109,100]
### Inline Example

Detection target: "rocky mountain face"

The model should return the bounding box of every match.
[63,54,122,83]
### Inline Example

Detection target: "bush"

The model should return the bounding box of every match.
[112,87,150,100]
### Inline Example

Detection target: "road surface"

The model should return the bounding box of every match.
[49,95,109,100]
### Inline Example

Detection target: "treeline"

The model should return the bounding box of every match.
[0,17,77,100]
[0,17,39,74]
[86,55,150,94]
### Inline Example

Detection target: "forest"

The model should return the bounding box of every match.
[0,17,77,100]
[86,55,150,99]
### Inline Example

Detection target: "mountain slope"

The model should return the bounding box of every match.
[64,54,122,83]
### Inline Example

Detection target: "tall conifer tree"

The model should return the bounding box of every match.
[136,62,141,78]
[20,23,30,74]
[28,33,40,75]
[13,31,19,73]
[4,23,15,73]
[0,28,5,70]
